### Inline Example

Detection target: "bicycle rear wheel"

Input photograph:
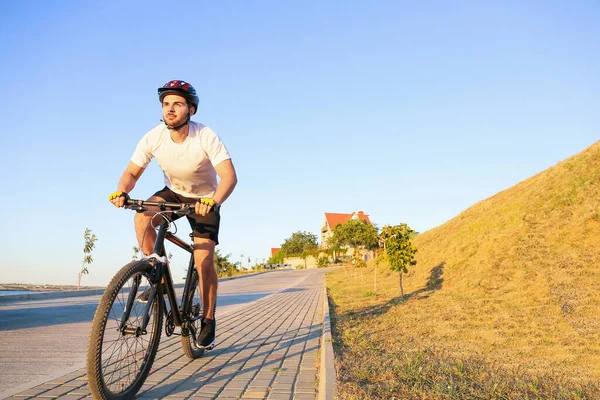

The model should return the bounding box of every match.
[181,270,205,359]
[87,260,164,400]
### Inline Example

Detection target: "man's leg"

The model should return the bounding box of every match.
[133,194,173,303]
[134,195,167,255]
[194,238,218,348]
[193,238,218,320]
[187,202,220,349]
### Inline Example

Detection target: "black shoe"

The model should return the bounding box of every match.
[197,318,216,349]
[137,283,167,303]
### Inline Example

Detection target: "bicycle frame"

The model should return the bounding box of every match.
[121,200,200,337]
[164,229,195,327]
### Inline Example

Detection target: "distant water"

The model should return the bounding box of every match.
[0,290,48,296]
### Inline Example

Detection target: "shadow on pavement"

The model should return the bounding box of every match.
[139,318,322,398]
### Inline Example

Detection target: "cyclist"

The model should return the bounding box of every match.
[109,79,237,350]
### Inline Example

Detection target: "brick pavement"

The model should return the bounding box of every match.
[6,271,327,400]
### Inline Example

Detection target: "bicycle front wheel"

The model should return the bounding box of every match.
[87,260,164,400]
[181,270,205,359]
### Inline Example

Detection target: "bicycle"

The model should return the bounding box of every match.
[87,198,215,400]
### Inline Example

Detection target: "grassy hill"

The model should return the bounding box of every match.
[327,141,600,399]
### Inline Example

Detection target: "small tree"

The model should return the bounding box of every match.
[78,228,98,290]
[325,234,344,263]
[380,224,417,298]
[280,231,318,268]
[353,248,367,283]
[373,249,385,292]
[280,231,318,256]
[300,250,310,269]
[331,219,378,264]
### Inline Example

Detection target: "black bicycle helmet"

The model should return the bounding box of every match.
[158,80,199,115]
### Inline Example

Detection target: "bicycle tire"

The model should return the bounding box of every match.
[180,270,205,359]
[87,260,164,400]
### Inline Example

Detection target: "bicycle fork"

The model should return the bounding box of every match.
[118,275,146,335]
[118,262,162,336]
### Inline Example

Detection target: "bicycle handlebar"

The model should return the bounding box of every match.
[124,199,195,214]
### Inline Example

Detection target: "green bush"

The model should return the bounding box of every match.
[317,256,330,268]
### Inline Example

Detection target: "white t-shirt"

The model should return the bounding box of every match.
[131,121,231,198]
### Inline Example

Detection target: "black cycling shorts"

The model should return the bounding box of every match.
[152,186,220,245]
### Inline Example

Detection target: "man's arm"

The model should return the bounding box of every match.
[212,159,238,205]
[110,162,146,207]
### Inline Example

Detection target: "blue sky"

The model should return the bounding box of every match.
[0,1,598,286]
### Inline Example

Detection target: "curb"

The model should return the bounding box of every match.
[319,276,338,400]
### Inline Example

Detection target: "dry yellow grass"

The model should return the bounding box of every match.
[328,141,600,398]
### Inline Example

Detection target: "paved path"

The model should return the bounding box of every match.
[0,270,309,392]
[2,269,335,399]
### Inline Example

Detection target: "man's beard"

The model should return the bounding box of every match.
[163,113,189,130]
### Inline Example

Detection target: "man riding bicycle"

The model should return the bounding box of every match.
[109,79,238,350]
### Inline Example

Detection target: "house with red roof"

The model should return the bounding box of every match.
[269,211,374,268]
[320,211,371,246]
[320,211,375,262]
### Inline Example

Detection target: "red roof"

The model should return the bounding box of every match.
[324,211,371,229]
[271,247,281,256]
